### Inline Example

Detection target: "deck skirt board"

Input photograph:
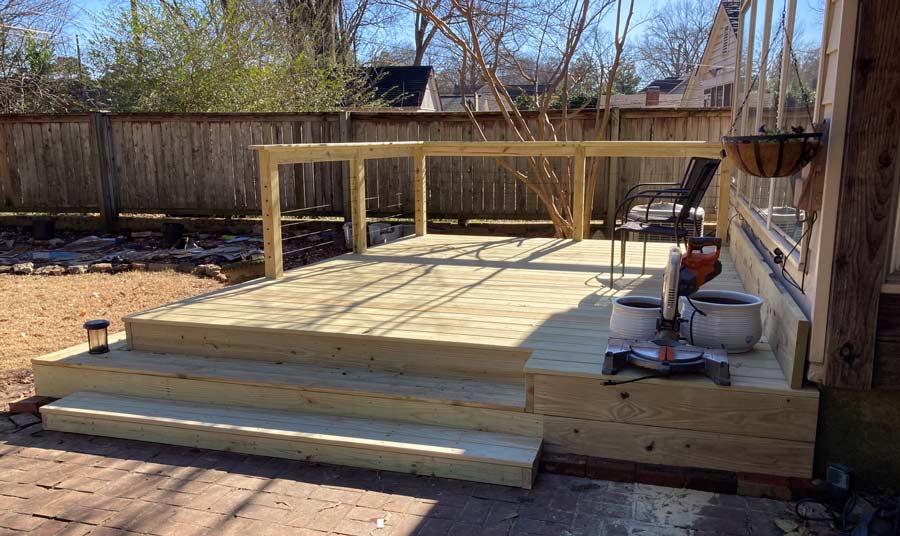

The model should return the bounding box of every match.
[42,392,541,488]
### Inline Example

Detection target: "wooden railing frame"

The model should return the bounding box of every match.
[252,141,730,279]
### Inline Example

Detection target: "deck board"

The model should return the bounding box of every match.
[128,234,804,394]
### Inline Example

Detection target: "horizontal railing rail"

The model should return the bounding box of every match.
[252,141,732,280]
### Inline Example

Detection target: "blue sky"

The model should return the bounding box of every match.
[65,0,824,59]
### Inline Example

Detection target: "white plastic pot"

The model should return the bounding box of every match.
[609,296,661,340]
[681,290,763,353]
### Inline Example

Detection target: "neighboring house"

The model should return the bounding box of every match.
[681,0,740,107]
[439,91,498,112]
[640,77,688,95]
[365,66,442,112]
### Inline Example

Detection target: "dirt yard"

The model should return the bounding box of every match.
[0,272,222,409]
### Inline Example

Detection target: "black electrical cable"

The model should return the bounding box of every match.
[777,211,817,294]
[603,373,661,386]
[684,295,708,346]
[795,494,860,534]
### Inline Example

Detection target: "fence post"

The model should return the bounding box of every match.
[88,113,120,230]
[716,157,732,241]
[259,150,283,279]
[573,146,586,241]
[339,112,352,221]
[349,157,367,253]
[606,107,621,230]
[414,149,427,236]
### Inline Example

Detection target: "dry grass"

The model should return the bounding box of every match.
[0,272,222,406]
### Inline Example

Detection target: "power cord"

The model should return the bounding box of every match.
[795,495,859,533]
[603,373,661,386]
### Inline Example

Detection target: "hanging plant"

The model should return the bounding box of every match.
[721,126,822,178]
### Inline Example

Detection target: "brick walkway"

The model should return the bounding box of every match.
[0,423,836,536]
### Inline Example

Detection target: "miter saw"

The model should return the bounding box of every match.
[603,236,732,386]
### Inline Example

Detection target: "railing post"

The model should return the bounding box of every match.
[414,149,427,236]
[573,146,587,241]
[349,157,367,253]
[716,157,732,241]
[259,150,283,279]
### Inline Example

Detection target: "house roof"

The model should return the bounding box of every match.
[722,0,740,35]
[502,84,553,97]
[366,66,435,108]
[641,77,688,94]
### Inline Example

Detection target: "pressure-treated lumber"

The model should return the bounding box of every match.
[542,415,813,478]
[32,340,538,426]
[42,392,541,488]
[349,157,366,254]
[729,224,809,389]
[250,141,722,164]
[258,150,282,279]
[414,149,427,236]
[572,147,586,241]
[531,374,817,442]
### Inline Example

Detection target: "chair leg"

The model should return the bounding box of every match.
[641,234,648,275]
[620,233,626,278]
[609,230,615,288]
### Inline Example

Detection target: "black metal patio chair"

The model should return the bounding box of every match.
[609,157,721,286]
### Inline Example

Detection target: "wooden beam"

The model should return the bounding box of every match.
[414,149,427,236]
[716,157,732,240]
[349,158,367,253]
[88,113,120,230]
[824,0,900,389]
[251,141,722,165]
[572,146,586,241]
[259,150,282,279]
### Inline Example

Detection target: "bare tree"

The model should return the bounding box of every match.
[400,0,634,238]
[635,0,717,80]
[0,0,75,112]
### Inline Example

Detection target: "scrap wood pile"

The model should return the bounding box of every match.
[0,229,267,282]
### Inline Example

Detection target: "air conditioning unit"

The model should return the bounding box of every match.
[626,203,705,242]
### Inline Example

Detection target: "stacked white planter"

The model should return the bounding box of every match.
[681,290,763,353]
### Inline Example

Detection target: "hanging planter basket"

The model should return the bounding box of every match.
[721,132,822,178]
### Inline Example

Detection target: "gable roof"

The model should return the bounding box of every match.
[366,66,435,108]
[641,77,688,94]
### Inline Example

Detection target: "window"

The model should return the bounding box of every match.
[734,0,824,248]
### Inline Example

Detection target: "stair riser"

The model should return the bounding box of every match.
[43,413,536,489]
[127,321,530,381]
[33,363,543,437]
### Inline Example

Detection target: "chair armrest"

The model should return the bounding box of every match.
[622,181,681,200]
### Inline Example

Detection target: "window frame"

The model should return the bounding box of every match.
[732,0,811,269]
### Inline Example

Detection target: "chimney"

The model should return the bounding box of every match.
[645,86,661,107]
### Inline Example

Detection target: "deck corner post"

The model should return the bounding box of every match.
[259,150,283,279]
[88,112,120,230]
[573,145,587,241]
[716,157,732,241]
[414,149,427,236]
[350,157,367,253]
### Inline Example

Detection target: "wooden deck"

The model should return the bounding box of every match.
[35,234,819,483]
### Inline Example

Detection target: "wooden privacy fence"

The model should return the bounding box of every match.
[0,109,731,225]
[251,140,731,279]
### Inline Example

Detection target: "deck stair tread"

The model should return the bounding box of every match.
[34,340,526,411]
[42,392,541,468]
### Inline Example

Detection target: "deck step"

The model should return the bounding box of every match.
[32,336,541,437]
[41,392,541,488]
[124,317,532,382]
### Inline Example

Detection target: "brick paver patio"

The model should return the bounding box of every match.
[0,421,836,536]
